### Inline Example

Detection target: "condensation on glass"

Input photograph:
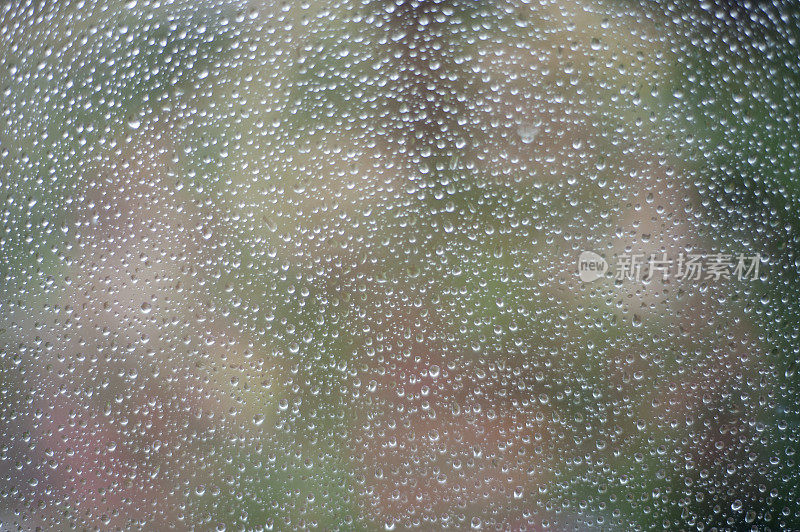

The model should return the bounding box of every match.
[1,0,799,530]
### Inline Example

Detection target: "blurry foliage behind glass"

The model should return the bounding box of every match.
[1,0,800,529]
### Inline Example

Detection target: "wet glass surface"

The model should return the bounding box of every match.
[1,0,800,529]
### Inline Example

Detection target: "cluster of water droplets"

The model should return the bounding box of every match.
[1,0,800,529]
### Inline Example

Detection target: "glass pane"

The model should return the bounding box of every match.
[1,0,799,529]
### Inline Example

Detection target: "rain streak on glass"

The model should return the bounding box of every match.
[1,0,800,530]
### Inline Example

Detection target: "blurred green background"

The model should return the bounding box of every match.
[1,0,800,529]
